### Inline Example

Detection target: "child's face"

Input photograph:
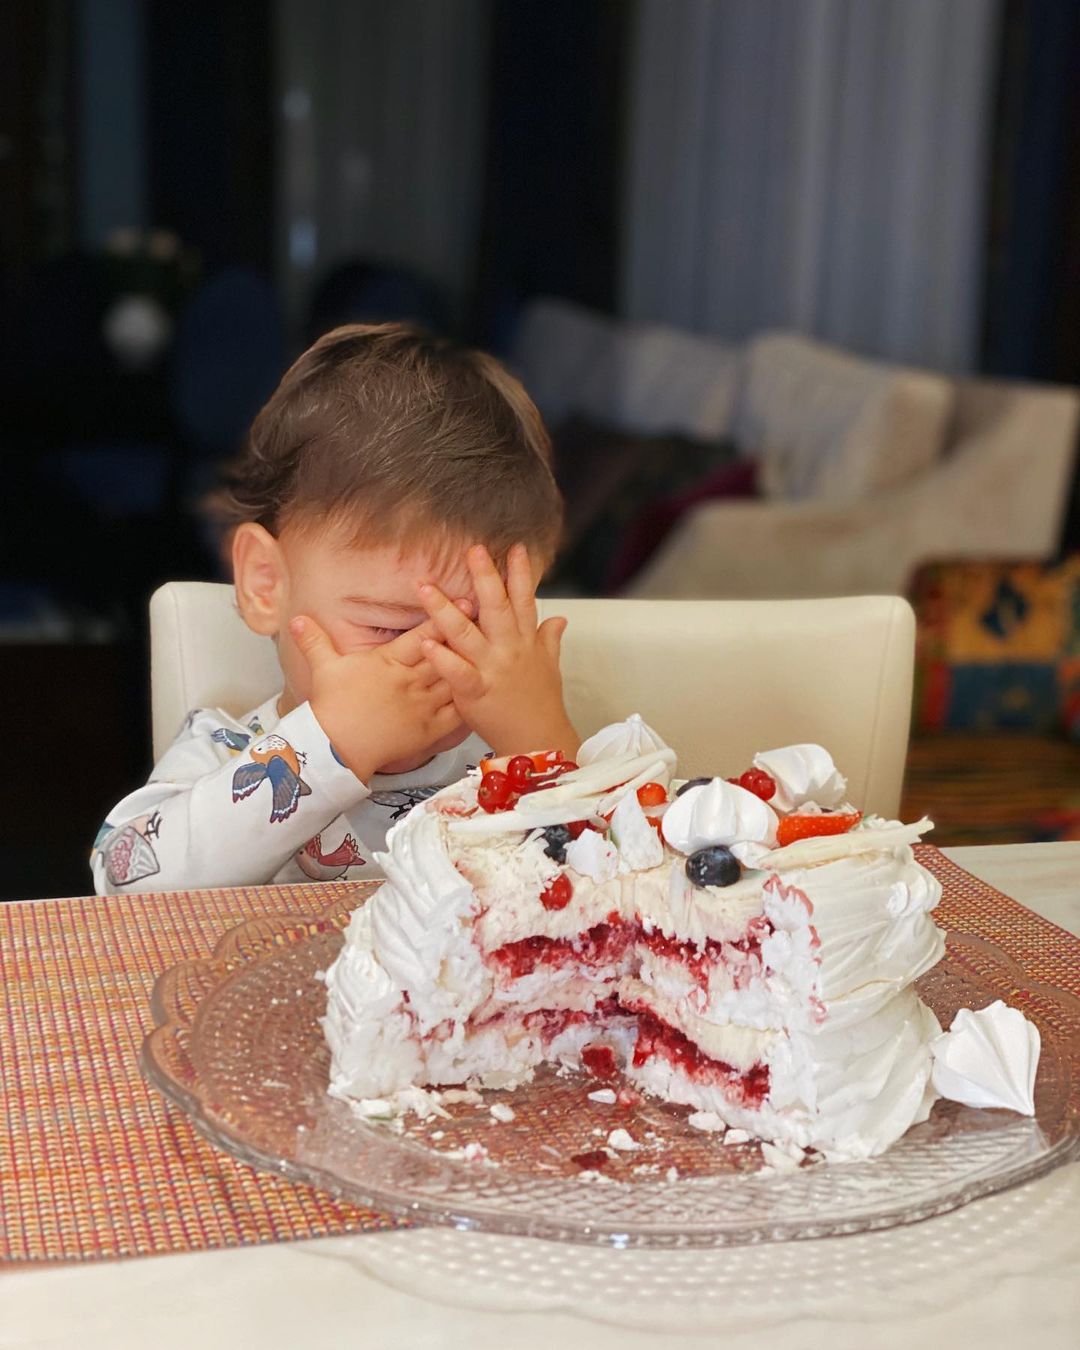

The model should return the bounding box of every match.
[237,522,483,764]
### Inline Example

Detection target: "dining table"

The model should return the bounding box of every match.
[2,840,1078,1350]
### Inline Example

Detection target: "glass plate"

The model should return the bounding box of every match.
[140,884,1080,1248]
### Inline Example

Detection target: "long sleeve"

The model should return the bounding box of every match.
[91,702,369,894]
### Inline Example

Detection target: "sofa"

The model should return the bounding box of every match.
[513,299,1080,601]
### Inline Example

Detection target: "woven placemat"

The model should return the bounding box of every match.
[1,849,1076,1266]
[0,880,406,1265]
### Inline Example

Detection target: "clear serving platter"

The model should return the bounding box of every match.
[140,883,1080,1248]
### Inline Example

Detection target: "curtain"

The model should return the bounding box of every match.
[275,0,490,328]
[622,0,1001,372]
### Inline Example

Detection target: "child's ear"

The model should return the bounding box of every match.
[233,523,286,636]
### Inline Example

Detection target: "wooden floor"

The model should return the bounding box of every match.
[900,733,1080,847]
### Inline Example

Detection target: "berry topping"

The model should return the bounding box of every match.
[539,873,573,910]
[521,759,580,794]
[581,1043,619,1079]
[776,810,862,847]
[541,823,573,862]
[738,767,777,801]
[477,770,513,813]
[676,777,712,797]
[566,820,590,839]
[571,1149,609,1171]
[507,754,535,790]
[479,749,566,776]
[531,749,567,772]
[636,781,668,807]
[685,845,741,889]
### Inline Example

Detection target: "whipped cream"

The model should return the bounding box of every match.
[578,714,671,773]
[752,744,847,812]
[931,1000,1040,1115]
[661,778,778,856]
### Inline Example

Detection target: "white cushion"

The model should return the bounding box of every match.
[514,298,740,440]
[734,333,953,502]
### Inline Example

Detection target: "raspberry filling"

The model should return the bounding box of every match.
[482,916,774,1109]
[491,922,634,979]
[489,917,772,983]
[513,996,624,1042]
[626,1004,770,1105]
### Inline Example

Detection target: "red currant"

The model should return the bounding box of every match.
[507,754,535,790]
[636,781,667,807]
[477,770,513,813]
[539,873,573,910]
[738,768,777,801]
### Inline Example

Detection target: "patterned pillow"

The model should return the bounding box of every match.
[909,557,1080,739]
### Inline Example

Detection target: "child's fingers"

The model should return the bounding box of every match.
[430,700,464,739]
[421,637,486,700]
[288,616,338,672]
[506,541,538,632]
[420,676,453,706]
[418,582,489,662]
[537,614,568,662]
[467,544,518,641]
[385,618,441,667]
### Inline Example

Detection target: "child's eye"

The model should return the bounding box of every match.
[368,626,407,641]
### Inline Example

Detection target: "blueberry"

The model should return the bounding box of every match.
[675,776,712,797]
[542,823,573,863]
[685,845,741,888]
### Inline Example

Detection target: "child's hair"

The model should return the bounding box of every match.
[210,323,563,564]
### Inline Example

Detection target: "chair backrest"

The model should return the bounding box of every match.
[150,583,915,816]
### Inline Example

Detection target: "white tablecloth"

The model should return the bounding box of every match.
[5,844,1080,1349]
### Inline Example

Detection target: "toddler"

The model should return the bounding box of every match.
[92,324,576,893]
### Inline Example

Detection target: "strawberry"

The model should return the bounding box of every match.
[776,811,862,848]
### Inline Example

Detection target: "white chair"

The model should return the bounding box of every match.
[150,582,915,816]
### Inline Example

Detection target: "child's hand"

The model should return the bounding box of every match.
[417,543,579,759]
[288,616,460,783]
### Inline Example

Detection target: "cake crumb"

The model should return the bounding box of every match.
[489,1102,516,1123]
[632,1162,661,1176]
[354,1097,395,1119]
[687,1110,725,1133]
[443,1140,492,1164]
[430,1130,445,1141]
[480,1068,535,1091]
[606,1127,640,1152]
[665,1166,679,1183]
[396,1085,451,1120]
[587,1088,617,1105]
[724,1128,751,1144]
[760,1141,803,1172]
[442,1087,483,1106]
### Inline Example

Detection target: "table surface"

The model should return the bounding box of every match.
[5,843,1080,1350]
